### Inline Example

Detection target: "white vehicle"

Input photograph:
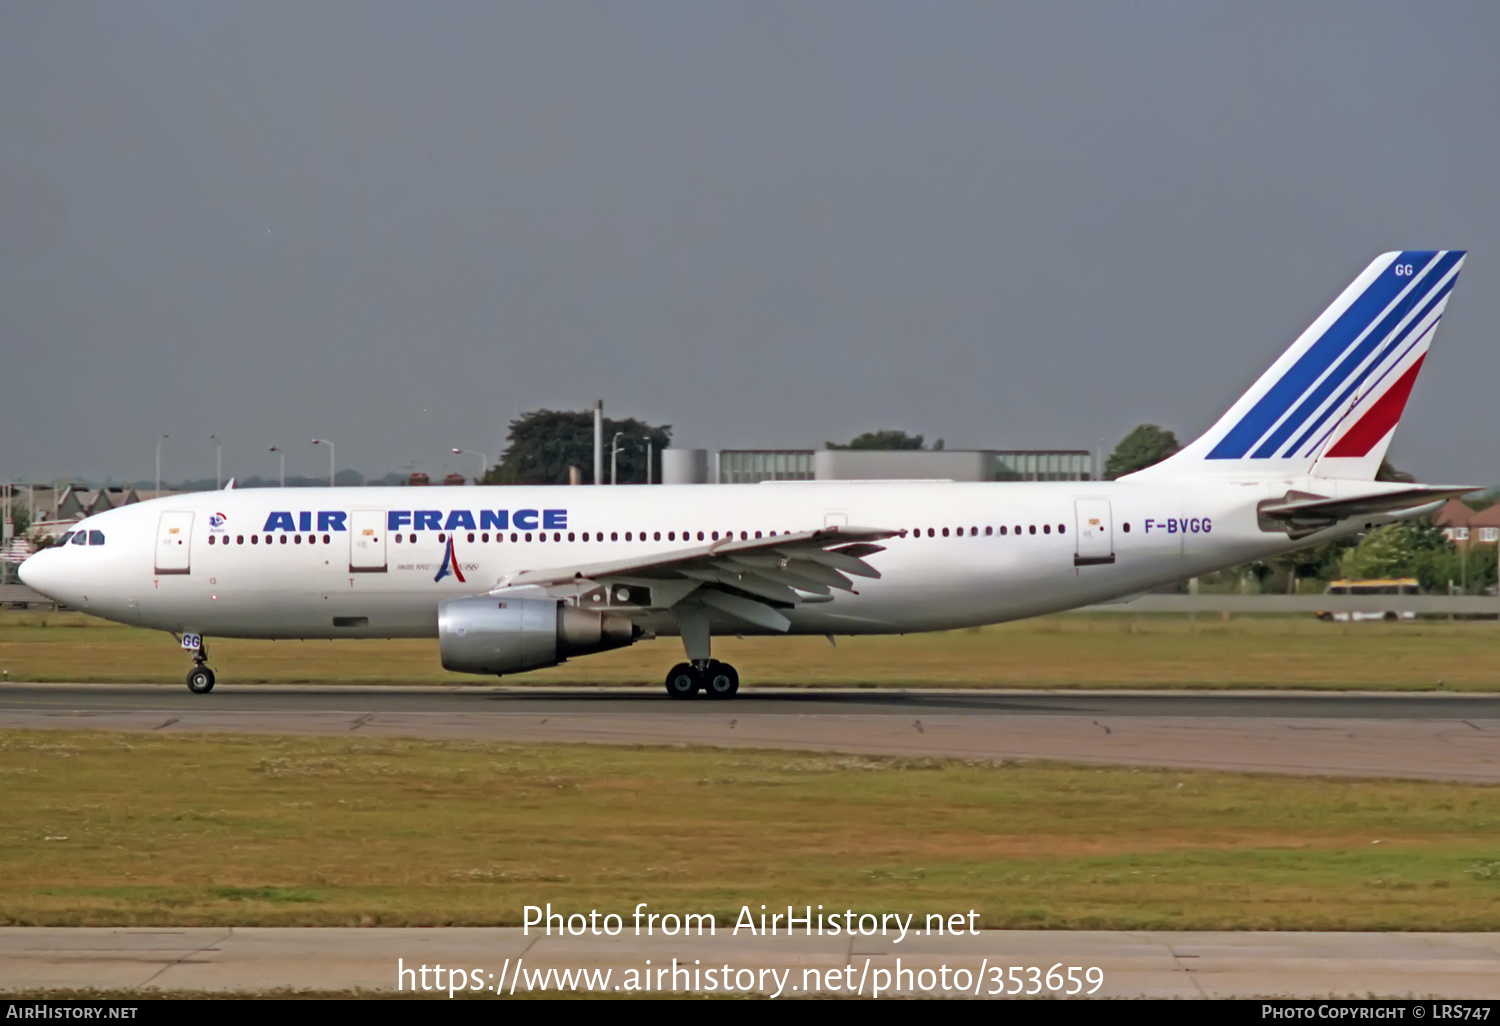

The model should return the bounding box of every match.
[21,251,1473,698]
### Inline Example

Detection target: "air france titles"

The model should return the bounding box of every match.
[259,509,569,533]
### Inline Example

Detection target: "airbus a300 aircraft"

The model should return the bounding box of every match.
[20,251,1473,698]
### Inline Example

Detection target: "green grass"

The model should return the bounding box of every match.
[4,610,1500,689]
[4,730,1499,930]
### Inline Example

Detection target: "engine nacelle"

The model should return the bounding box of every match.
[438,595,639,675]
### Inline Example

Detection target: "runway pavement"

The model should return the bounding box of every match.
[3,927,1499,998]
[3,685,1499,781]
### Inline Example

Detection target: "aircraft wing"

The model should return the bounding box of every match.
[1258,485,1478,538]
[494,526,898,631]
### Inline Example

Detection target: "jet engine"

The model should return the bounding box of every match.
[437,595,640,675]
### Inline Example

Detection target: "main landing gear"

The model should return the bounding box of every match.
[663,603,740,699]
[184,636,215,694]
[664,660,740,700]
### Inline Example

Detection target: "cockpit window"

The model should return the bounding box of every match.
[57,532,75,545]
[71,532,87,546]
[88,530,105,546]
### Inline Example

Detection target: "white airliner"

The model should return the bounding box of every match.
[20,251,1473,698]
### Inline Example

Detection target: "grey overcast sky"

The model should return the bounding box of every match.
[1,2,1496,485]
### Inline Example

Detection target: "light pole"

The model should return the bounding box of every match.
[451,448,490,484]
[610,432,623,485]
[311,438,335,487]
[155,434,169,496]
[209,434,222,490]
[645,439,653,485]
[268,447,286,488]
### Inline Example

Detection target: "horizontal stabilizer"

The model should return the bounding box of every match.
[1258,485,1478,538]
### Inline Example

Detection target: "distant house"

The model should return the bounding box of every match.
[55,485,142,521]
[1434,499,1500,546]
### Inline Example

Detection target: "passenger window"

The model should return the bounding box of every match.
[525,533,533,542]
[251,535,259,545]
[481,533,489,543]
[668,531,675,541]
[1014,525,1021,535]
[611,532,619,542]
[985,526,993,536]
[409,534,417,544]
[625,532,632,541]
[740,531,748,540]
[280,535,288,545]
[754,531,762,539]
[208,535,216,545]
[1122,523,1131,533]
[1043,524,1051,534]
[294,535,302,544]
[1000,526,1007,535]
[711,531,719,541]
[654,531,662,541]
[438,533,446,543]
[468,533,476,543]
[1058,524,1065,534]
[538,532,546,542]
[697,531,704,541]
[1028,525,1036,535]
[927,528,934,538]
[236,535,244,545]
[942,527,950,537]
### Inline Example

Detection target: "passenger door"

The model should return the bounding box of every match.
[349,509,387,573]
[154,512,194,575]
[1074,499,1115,566]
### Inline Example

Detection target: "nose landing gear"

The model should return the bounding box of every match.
[186,665,216,694]
[180,634,215,694]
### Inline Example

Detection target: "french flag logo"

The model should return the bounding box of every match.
[433,535,467,584]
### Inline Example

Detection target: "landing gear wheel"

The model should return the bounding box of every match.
[703,661,739,699]
[186,667,216,694]
[665,663,701,699]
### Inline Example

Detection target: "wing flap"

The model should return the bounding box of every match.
[697,590,792,632]
[504,526,895,590]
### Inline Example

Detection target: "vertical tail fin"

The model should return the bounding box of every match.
[1130,250,1466,481]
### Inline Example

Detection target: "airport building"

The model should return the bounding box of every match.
[669,448,1097,484]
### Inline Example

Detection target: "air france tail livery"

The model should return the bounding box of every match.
[20,252,1474,698]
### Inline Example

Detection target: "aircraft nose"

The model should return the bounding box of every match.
[17,551,58,599]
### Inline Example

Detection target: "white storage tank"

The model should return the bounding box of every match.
[661,448,710,484]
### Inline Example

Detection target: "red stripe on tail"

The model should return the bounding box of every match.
[1324,354,1426,459]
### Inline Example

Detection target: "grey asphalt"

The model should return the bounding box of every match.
[3,685,1499,782]
[3,927,1498,998]
[3,683,1500,718]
